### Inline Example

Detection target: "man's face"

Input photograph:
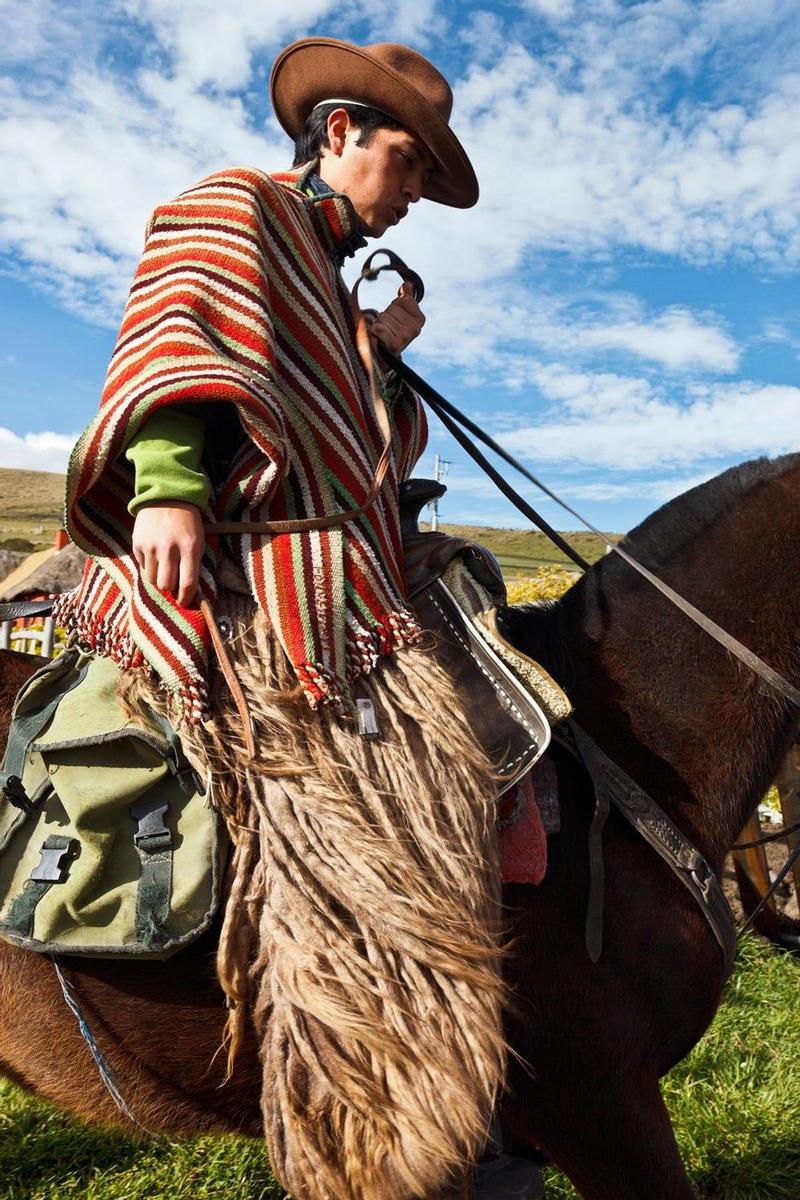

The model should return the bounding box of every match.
[319,117,436,237]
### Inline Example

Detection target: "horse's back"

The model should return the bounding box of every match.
[0,648,42,751]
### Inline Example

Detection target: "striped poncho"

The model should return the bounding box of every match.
[55,165,428,719]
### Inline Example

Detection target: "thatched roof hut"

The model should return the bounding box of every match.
[0,542,86,602]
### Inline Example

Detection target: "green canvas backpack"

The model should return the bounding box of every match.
[0,648,225,959]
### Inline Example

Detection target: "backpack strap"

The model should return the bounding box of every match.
[130,797,173,948]
[1,834,79,939]
[0,656,90,810]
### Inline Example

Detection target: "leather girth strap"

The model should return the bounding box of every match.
[0,599,56,621]
[554,719,737,980]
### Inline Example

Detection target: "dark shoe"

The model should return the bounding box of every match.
[474,1151,545,1199]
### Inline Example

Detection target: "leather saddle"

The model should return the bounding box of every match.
[400,480,570,791]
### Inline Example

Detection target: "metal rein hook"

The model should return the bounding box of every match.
[358,248,425,304]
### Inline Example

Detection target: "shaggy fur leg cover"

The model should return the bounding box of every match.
[136,591,507,1200]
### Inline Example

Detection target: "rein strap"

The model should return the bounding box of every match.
[379,349,800,713]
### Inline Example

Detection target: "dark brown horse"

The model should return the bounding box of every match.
[1,452,799,1199]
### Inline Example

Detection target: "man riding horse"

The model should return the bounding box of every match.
[53,37,544,1200]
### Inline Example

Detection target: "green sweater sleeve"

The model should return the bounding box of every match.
[125,408,212,516]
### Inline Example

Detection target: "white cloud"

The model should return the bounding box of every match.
[0,427,76,472]
[502,375,800,469]
[459,11,507,63]
[4,0,800,338]
[0,58,288,323]
[364,0,446,44]
[519,0,575,19]
[447,49,800,269]
[120,0,336,90]
[555,472,717,503]
[0,1,110,71]
[410,456,719,531]
[560,307,739,372]
[362,270,740,376]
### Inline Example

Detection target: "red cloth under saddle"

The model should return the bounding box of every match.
[497,756,559,885]
[497,773,546,885]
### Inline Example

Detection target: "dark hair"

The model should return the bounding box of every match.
[292,103,401,167]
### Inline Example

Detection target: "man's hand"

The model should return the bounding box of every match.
[370,281,425,356]
[132,501,205,608]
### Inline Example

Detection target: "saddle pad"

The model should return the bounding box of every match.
[497,756,560,886]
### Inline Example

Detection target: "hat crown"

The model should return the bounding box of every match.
[363,43,453,121]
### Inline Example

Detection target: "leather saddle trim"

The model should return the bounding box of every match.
[413,574,551,792]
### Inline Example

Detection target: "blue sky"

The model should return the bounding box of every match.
[1,0,798,533]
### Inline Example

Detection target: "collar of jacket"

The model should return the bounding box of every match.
[281,161,368,267]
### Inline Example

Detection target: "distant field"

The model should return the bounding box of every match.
[0,468,65,551]
[421,522,617,576]
[0,467,618,569]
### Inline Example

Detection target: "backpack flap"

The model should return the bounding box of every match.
[0,651,224,958]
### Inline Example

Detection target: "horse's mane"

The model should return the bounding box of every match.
[503,453,800,688]
[619,452,800,568]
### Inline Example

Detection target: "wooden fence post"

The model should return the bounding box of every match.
[774,742,800,902]
[732,812,781,942]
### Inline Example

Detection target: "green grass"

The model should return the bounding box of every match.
[1,937,797,1199]
[0,1086,279,1199]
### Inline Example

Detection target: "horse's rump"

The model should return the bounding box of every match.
[122,586,507,1200]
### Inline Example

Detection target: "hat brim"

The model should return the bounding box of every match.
[270,38,479,209]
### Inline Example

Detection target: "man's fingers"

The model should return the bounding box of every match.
[177,545,201,608]
[372,296,425,354]
[392,293,423,318]
[142,547,159,588]
[156,546,179,595]
[132,503,205,604]
[373,312,400,340]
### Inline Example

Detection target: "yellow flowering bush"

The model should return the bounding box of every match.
[505,566,579,604]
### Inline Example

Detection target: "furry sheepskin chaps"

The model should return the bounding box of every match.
[126,584,507,1200]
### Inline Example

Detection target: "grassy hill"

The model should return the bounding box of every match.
[0,467,66,551]
[421,522,616,577]
[0,467,618,570]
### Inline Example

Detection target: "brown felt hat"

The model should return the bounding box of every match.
[270,37,479,208]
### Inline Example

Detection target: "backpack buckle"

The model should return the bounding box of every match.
[30,836,79,883]
[131,798,170,849]
[2,774,33,815]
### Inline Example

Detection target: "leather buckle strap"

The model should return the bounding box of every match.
[1,835,79,940]
[200,597,256,760]
[554,720,737,978]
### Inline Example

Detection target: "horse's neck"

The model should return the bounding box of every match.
[559,460,800,867]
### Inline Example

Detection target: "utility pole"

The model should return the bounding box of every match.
[430,454,451,531]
